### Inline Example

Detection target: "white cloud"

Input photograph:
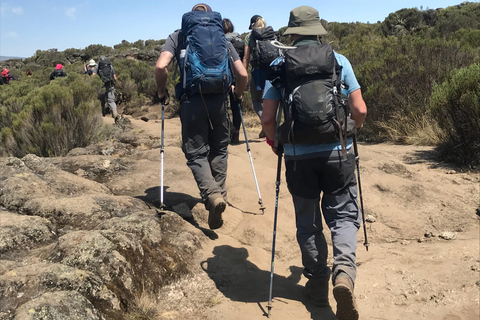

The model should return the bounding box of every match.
[0,5,23,16]
[11,6,23,14]
[7,31,18,38]
[65,7,76,20]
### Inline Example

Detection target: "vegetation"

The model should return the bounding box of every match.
[0,2,479,169]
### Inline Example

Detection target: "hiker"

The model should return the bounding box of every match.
[92,56,120,122]
[223,18,244,144]
[1,68,18,84]
[155,3,248,229]
[85,59,96,76]
[25,69,32,76]
[50,64,67,81]
[243,14,275,138]
[261,6,367,320]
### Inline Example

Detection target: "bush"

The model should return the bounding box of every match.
[429,63,480,169]
[0,74,105,157]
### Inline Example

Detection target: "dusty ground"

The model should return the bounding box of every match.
[112,110,479,320]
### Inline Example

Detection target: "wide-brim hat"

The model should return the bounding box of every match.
[283,6,327,36]
[88,59,96,66]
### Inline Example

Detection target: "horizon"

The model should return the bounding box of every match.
[0,0,475,58]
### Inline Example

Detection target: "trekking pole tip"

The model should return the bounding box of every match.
[257,199,266,215]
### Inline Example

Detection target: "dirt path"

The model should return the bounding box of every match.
[116,113,479,320]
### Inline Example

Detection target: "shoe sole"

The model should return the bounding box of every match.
[208,201,226,230]
[333,283,359,320]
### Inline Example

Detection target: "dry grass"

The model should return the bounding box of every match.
[125,292,160,320]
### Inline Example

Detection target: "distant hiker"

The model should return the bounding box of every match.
[25,69,32,76]
[1,68,18,84]
[92,56,120,123]
[155,3,248,229]
[261,6,367,320]
[50,64,67,81]
[223,18,244,144]
[85,59,96,76]
[243,14,277,138]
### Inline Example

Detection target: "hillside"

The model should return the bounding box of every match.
[0,113,478,319]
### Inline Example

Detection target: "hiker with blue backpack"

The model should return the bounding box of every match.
[261,6,367,320]
[223,18,245,144]
[155,3,248,230]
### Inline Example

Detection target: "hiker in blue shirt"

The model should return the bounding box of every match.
[261,6,367,320]
[155,3,248,230]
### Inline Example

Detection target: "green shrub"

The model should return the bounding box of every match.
[429,63,480,169]
[0,75,105,157]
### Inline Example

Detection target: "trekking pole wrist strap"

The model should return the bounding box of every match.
[266,136,274,147]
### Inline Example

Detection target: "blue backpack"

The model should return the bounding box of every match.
[177,11,232,99]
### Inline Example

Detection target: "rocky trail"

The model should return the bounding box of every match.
[0,111,478,320]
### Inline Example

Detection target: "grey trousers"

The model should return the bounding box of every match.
[105,84,117,117]
[180,93,230,209]
[285,148,361,285]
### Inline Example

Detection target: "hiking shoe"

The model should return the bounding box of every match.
[208,197,226,229]
[305,278,329,307]
[258,129,266,138]
[114,115,122,124]
[333,273,359,320]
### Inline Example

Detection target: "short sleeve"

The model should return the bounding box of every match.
[334,52,360,95]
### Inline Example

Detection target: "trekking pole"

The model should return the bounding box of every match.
[238,101,266,214]
[159,101,165,209]
[267,148,282,318]
[267,107,283,318]
[353,135,369,251]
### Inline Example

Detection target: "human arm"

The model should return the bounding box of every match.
[155,50,174,99]
[232,59,248,100]
[243,45,250,70]
[348,89,367,129]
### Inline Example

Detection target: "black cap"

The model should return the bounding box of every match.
[249,15,262,29]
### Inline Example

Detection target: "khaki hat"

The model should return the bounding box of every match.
[88,59,96,66]
[283,6,327,36]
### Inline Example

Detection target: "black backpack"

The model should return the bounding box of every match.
[250,26,280,69]
[227,34,245,61]
[98,60,114,83]
[52,69,66,79]
[275,43,356,153]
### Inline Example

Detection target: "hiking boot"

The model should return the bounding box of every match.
[333,273,359,320]
[208,196,226,230]
[114,115,122,124]
[305,278,329,307]
[230,129,240,145]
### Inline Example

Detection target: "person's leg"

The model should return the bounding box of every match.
[207,94,230,201]
[320,148,360,319]
[180,95,224,208]
[320,149,361,284]
[286,157,331,306]
[249,78,263,119]
[105,85,118,118]
[285,158,331,281]
[229,92,241,144]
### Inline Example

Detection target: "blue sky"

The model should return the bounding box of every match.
[0,0,473,58]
